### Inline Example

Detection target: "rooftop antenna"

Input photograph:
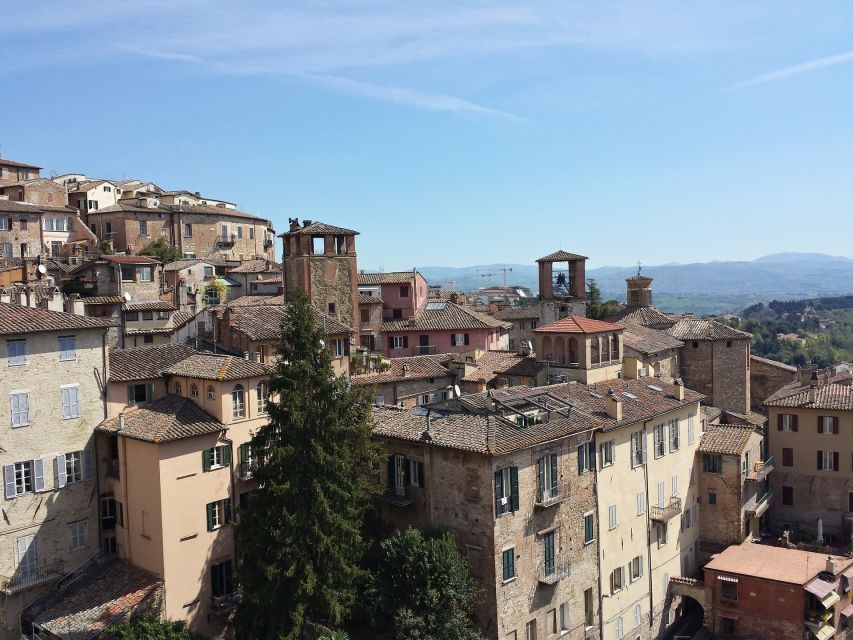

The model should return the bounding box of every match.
[637,261,643,276]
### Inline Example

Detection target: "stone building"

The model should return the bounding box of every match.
[621,321,683,381]
[86,199,275,261]
[604,273,675,331]
[696,421,770,562]
[357,292,384,352]
[765,373,853,542]
[372,396,602,640]
[664,319,752,415]
[750,354,797,410]
[536,250,587,325]
[351,354,456,407]
[456,350,544,394]
[96,348,269,637]
[533,316,624,385]
[703,544,853,640]
[356,269,428,321]
[281,219,361,336]
[0,178,66,209]
[491,306,540,354]
[0,158,40,188]
[226,259,282,296]
[0,200,44,259]
[0,303,111,639]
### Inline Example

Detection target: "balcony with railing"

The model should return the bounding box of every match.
[745,488,773,517]
[238,460,256,481]
[650,496,682,522]
[211,590,241,615]
[538,556,571,585]
[216,233,237,247]
[375,486,416,508]
[535,482,570,509]
[413,345,437,356]
[746,457,774,483]
[1,559,65,595]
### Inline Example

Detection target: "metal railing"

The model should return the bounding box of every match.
[650,496,682,522]
[413,345,437,355]
[238,460,256,480]
[211,590,241,614]
[538,556,571,584]
[535,482,570,508]
[1,559,65,595]
[747,456,775,482]
[745,489,773,517]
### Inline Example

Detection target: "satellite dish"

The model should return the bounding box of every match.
[453,384,461,398]
[123,291,132,302]
[36,264,47,276]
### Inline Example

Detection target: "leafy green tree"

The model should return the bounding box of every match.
[236,293,380,639]
[370,528,483,640]
[97,239,114,255]
[203,276,227,305]
[103,617,203,640]
[586,279,614,319]
[139,238,182,264]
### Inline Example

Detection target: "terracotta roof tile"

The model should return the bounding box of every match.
[622,322,684,355]
[229,304,352,340]
[664,319,751,341]
[698,424,755,455]
[492,306,541,320]
[124,300,176,311]
[352,354,453,385]
[109,343,198,382]
[281,221,359,236]
[705,544,853,585]
[97,395,225,442]
[536,250,588,262]
[765,382,853,411]
[80,295,125,305]
[226,294,286,307]
[100,255,161,265]
[359,293,384,304]
[381,302,510,333]
[0,158,42,170]
[534,315,623,335]
[458,350,541,384]
[357,271,416,285]
[162,353,269,381]
[604,305,675,329]
[162,258,208,272]
[0,302,113,335]
[0,200,42,213]
[227,259,281,274]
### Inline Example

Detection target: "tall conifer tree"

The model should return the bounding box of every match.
[236,293,378,639]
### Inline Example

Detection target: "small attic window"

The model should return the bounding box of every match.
[312,236,324,254]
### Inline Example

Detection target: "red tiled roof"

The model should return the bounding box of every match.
[97,395,225,443]
[357,271,417,285]
[381,302,510,333]
[536,250,588,262]
[352,354,453,385]
[281,221,359,236]
[0,158,42,170]
[100,255,161,265]
[0,302,114,335]
[534,315,623,335]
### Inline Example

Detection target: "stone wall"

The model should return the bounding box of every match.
[679,339,750,414]
[308,257,357,332]
[0,211,44,257]
[750,356,796,409]
[698,454,745,554]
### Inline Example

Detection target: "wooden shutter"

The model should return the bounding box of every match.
[206,503,215,531]
[4,465,16,499]
[464,333,470,346]
[834,452,840,471]
[777,414,783,430]
[494,470,503,514]
[403,458,411,486]
[510,466,519,512]
[818,416,823,434]
[577,445,584,474]
[224,498,232,524]
[83,449,93,482]
[33,459,44,492]
[145,383,154,402]
[203,449,212,472]
[610,439,616,463]
[56,454,67,488]
[834,417,840,434]
[223,445,232,466]
[388,335,394,351]
[589,442,596,470]
[537,456,545,496]
[550,453,558,491]
[70,387,79,417]
[792,415,799,432]
[818,451,823,470]
[127,385,135,406]
[403,336,409,349]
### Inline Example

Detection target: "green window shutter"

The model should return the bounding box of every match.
[224,498,232,524]
[223,445,232,465]
[238,444,247,464]
[537,456,545,496]
[202,449,211,472]
[550,453,558,491]
[510,466,519,512]
[494,470,503,514]
[206,502,215,531]
[127,386,134,406]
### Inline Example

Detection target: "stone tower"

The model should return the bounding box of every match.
[626,273,654,307]
[280,219,360,335]
[536,250,587,325]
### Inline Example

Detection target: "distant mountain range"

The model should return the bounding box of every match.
[413,253,853,315]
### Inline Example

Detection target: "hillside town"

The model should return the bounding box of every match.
[1,154,852,640]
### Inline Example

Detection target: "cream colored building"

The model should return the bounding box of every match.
[97,347,269,638]
[0,303,110,639]
[533,316,624,385]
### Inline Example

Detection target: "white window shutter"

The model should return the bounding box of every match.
[4,465,15,499]
[56,455,67,488]
[33,459,45,492]
[642,429,648,463]
[611,439,616,463]
[639,554,644,577]
[61,388,70,418]
[70,387,79,417]
[21,394,28,424]
[10,394,19,426]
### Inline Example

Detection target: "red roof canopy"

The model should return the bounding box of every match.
[534,315,624,334]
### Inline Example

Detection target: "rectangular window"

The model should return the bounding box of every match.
[583,512,595,544]
[126,383,153,406]
[203,445,232,472]
[360,308,370,323]
[184,223,192,237]
[495,466,519,515]
[236,226,243,239]
[783,486,793,506]
[211,559,234,598]
[203,266,213,278]
[65,451,83,484]
[4,459,45,498]
[120,266,135,282]
[399,285,409,298]
[578,441,596,473]
[8,339,26,366]
[780,413,797,432]
[702,454,722,473]
[249,226,255,239]
[631,430,645,466]
[61,385,80,419]
[819,416,838,435]
[10,392,29,427]
[629,555,644,582]
[392,335,407,349]
[671,474,679,497]
[610,566,624,594]
[502,547,515,581]
[584,588,594,627]
[537,452,558,502]
[17,535,37,581]
[654,424,666,458]
[138,266,153,282]
[656,522,668,546]
[669,419,680,452]
[601,439,615,467]
[141,311,153,321]
[688,414,695,444]
[59,336,76,361]
[69,520,88,551]
[721,580,738,601]
[636,491,645,515]
[782,447,793,466]
[0,218,8,230]
[559,602,569,632]
[543,531,555,577]
[708,490,717,505]
[818,450,839,471]
[206,498,232,531]
[608,504,618,530]
[454,333,466,346]
[615,617,624,640]
[139,220,148,235]
[547,609,557,635]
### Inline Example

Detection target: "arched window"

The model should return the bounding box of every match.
[232,384,245,419]
[175,382,182,396]
[190,383,198,398]
[207,385,214,400]
[257,381,268,414]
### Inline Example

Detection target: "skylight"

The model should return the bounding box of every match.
[424,302,447,310]
[648,385,664,392]
[622,392,638,400]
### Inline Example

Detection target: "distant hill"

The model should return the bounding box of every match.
[414,253,853,315]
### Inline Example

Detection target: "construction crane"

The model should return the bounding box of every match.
[498,266,513,289]
[481,272,496,287]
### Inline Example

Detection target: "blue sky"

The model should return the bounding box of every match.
[3,1,853,270]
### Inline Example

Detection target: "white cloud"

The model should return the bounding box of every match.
[725,49,853,90]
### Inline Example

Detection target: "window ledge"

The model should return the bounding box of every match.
[501,576,517,585]
[59,357,78,363]
[8,363,27,367]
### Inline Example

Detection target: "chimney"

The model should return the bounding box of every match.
[809,384,817,405]
[674,378,685,401]
[67,293,85,316]
[0,288,9,304]
[519,340,532,357]
[827,555,838,575]
[288,218,300,232]
[605,388,623,421]
[302,219,312,228]
[799,366,816,387]
[402,364,411,378]
[244,351,250,360]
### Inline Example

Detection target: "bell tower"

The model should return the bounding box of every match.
[536,250,587,325]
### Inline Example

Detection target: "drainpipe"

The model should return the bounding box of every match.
[594,434,605,640]
[643,419,655,631]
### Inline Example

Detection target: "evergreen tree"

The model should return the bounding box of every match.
[236,293,379,639]
[586,279,609,319]
[369,528,482,640]
[104,617,203,640]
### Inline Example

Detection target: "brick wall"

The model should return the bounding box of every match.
[750,356,797,409]
[0,212,44,257]
[679,339,750,414]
